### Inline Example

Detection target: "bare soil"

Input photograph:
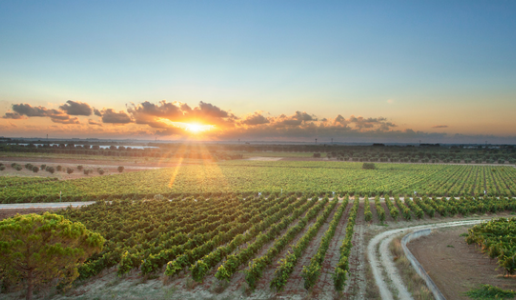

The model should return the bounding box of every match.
[408,226,516,300]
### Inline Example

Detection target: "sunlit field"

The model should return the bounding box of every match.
[1,161,515,203]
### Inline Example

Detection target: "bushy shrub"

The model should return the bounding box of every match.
[77,165,84,171]
[56,165,62,171]
[118,166,124,173]
[32,166,39,173]
[46,166,55,174]
[40,164,46,170]
[98,169,105,175]
[66,167,74,174]
[362,162,376,170]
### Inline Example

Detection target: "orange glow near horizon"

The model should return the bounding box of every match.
[157,118,215,134]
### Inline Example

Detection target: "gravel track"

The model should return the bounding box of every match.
[368,219,490,300]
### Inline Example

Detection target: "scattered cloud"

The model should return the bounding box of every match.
[101,109,133,124]
[1,99,513,143]
[88,119,103,126]
[2,112,26,119]
[5,103,79,124]
[59,100,92,116]
[240,112,270,126]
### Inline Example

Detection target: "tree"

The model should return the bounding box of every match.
[0,213,104,300]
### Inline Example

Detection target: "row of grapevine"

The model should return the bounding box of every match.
[334,197,360,291]
[364,196,372,222]
[70,196,275,279]
[385,197,399,220]
[163,196,289,277]
[139,196,287,276]
[301,197,349,290]
[243,198,329,290]
[395,197,412,221]
[269,198,338,290]
[404,198,424,219]
[213,197,319,282]
[123,196,263,276]
[373,196,386,223]
[413,197,435,218]
[190,196,306,282]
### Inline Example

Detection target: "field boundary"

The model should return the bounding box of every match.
[368,219,490,300]
[401,229,446,300]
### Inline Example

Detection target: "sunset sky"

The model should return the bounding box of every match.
[1,1,515,143]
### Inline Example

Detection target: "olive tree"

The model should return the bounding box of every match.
[0,213,105,300]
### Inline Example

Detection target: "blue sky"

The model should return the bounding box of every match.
[1,1,515,141]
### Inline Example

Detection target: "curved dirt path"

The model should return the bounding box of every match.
[368,219,490,300]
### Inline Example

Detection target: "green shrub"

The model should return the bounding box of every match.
[362,162,376,170]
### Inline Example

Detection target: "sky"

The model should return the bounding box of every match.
[1,1,515,143]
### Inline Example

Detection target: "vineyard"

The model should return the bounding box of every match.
[2,159,516,299]
[1,162,516,203]
[38,193,516,297]
[57,195,360,293]
[467,217,516,275]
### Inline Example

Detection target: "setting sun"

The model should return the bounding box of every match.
[155,118,214,134]
[185,123,212,133]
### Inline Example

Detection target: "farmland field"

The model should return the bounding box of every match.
[1,161,516,203]
[3,158,516,300]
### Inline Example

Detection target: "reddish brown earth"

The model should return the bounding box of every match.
[408,226,516,300]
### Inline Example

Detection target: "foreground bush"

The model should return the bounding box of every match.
[0,213,105,300]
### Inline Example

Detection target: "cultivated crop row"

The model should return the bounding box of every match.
[3,163,516,203]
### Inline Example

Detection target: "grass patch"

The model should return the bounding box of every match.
[465,284,516,299]
[390,236,433,300]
